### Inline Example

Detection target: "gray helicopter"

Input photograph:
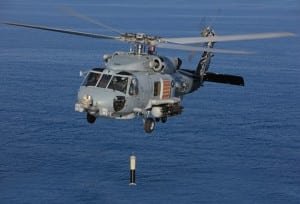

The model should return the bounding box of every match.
[2,11,295,133]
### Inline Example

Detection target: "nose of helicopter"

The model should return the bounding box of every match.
[75,87,126,117]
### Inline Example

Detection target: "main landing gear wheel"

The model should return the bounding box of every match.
[87,113,96,124]
[144,118,155,133]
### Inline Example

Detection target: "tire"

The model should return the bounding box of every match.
[144,118,155,133]
[87,113,96,124]
[161,116,167,123]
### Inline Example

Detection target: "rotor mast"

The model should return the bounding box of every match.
[129,42,146,55]
[122,33,159,55]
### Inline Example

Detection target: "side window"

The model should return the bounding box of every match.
[154,81,161,96]
[97,74,112,88]
[82,72,101,87]
[129,78,139,96]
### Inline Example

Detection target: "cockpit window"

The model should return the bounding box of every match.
[82,71,130,94]
[108,76,128,93]
[82,72,101,86]
[97,74,112,88]
[129,78,138,95]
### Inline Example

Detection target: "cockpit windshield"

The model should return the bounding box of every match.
[107,76,128,93]
[97,74,112,88]
[82,72,101,87]
[82,71,129,94]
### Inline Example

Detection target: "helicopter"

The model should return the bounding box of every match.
[1,10,296,133]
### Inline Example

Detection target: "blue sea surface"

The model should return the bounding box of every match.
[1,0,300,203]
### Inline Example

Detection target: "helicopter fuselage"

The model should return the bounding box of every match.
[75,51,197,124]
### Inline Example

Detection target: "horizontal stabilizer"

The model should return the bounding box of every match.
[204,72,244,86]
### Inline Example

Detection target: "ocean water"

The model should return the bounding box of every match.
[0,0,299,203]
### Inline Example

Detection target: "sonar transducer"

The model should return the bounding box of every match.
[129,154,136,186]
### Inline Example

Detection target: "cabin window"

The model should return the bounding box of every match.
[97,74,112,88]
[82,72,101,87]
[129,78,138,95]
[108,76,128,93]
[154,81,161,96]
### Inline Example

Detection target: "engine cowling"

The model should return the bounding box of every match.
[151,57,165,72]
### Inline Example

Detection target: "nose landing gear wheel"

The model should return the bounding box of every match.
[144,118,155,133]
[161,116,167,123]
[87,113,96,124]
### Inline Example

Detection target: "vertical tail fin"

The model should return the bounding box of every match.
[196,27,216,80]
[195,27,245,86]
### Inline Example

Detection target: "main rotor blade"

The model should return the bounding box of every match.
[157,43,253,54]
[59,6,124,35]
[164,32,296,44]
[1,21,121,40]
